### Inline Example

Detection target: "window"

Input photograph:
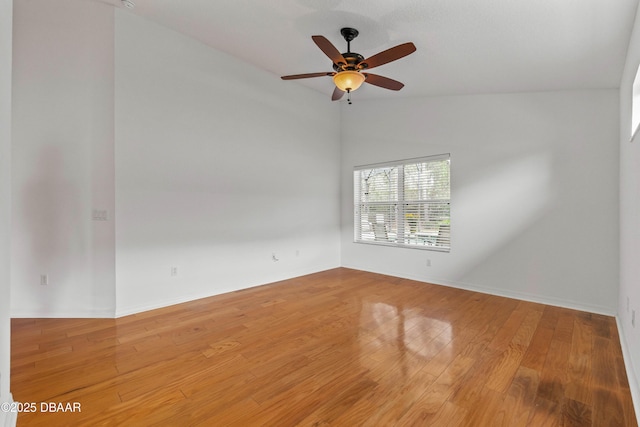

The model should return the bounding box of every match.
[354,154,450,251]
[632,63,640,141]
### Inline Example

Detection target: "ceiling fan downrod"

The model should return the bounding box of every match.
[341,27,359,54]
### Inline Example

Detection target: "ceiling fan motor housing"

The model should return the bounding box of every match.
[333,52,365,71]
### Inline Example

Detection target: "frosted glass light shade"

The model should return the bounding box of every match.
[333,71,365,92]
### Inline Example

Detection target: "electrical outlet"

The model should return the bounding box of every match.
[40,274,48,286]
[170,267,178,277]
[92,209,108,221]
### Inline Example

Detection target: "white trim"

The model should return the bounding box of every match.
[115,290,227,318]
[354,153,451,170]
[616,316,640,420]
[353,239,450,253]
[116,264,339,318]
[0,393,17,427]
[341,264,617,316]
[12,266,341,318]
[631,123,640,142]
[10,309,114,319]
[632,62,640,141]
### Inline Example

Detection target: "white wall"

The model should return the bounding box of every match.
[341,90,620,315]
[11,3,341,318]
[619,0,640,413]
[11,0,115,317]
[114,11,341,315]
[0,0,14,423]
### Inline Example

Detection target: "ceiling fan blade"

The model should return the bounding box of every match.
[360,42,416,70]
[363,73,405,91]
[312,35,347,66]
[281,72,334,80]
[332,86,345,101]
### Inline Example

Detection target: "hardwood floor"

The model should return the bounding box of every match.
[10,268,638,426]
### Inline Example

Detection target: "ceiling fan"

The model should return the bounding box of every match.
[281,28,416,104]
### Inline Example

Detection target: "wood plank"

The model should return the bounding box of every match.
[565,317,593,405]
[10,268,637,425]
[396,354,476,422]
[458,387,508,427]
[500,366,540,426]
[484,309,542,393]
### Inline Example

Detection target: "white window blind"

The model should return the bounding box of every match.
[354,154,450,251]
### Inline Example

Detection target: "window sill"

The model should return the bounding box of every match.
[354,239,450,253]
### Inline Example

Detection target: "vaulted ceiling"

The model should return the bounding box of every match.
[101,0,639,100]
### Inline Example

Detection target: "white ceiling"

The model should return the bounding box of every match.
[103,0,639,100]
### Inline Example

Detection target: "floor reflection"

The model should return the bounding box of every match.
[358,301,452,380]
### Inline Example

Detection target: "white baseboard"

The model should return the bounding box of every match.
[10,308,114,319]
[616,316,640,421]
[115,264,340,318]
[341,264,616,316]
[433,276,615,316]
[115,290,224,318]
[1,393,17,427]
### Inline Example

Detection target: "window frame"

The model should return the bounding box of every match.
[353,154,451,252]
[631,63,640,142]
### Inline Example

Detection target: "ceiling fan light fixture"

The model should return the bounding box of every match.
[281,29,416,102]
[333,70,365,92]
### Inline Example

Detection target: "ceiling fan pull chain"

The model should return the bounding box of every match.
[347,89,352,105]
